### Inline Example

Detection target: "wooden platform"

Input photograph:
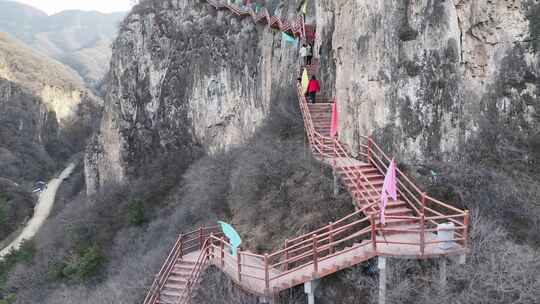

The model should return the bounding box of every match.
[201,233,464,295]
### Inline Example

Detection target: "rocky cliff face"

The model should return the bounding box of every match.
[315,0,539,164]
[85,0,301,193]
[87,0,540,192]
[0,0,126,88]
[0,31,101,243]
[0,33,101,183]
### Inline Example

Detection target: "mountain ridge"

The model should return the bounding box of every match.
[0,0,126,88]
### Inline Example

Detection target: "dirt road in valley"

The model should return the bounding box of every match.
[0,163,75,258]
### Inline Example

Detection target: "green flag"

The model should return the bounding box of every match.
[282,32,299,47]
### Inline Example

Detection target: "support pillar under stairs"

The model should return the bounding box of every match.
[333,169,339,196]
[304,279,320,304]
[378,256,387,304]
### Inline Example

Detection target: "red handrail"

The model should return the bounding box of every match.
[296,64,469,256]
[143,2,470,302]
[144,226,220,304]
[296,83,383,215]
[206,0,305,37]
[143,234,184,304]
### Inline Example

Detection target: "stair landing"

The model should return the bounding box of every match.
[202,237,463,297]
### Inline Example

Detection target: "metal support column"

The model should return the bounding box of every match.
[333,169,339,196]
[378,257,387,304]
[439,258,447,289]
[304,279,320,304]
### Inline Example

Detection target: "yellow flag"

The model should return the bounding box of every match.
[302,69,309,94]
[301,1,308,15]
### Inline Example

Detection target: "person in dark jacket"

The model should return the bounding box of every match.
[307,75,320,104]
[306,43,313,65]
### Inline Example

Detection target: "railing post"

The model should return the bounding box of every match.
[420,214,425,257]
[421,192,427,215]
[333,140,337,168]
[367,135,373,163]
[264,253,270,293]
[151,274,159,304]
[420,193,426,257]
[186,280,191,304]
[198,226,203,250]
[284,239,289,271]
[370,214,377,253]
[179,233,184,258]
[237,250,242,283]
[312,234,318,274]
[328,222,334,255]
[207,233,213,261]
[463,210,470,248]
[220,237,225,268]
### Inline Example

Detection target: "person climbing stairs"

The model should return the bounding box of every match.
[143,2,470,304]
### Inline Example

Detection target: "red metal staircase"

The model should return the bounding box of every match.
[205,0,305,37]
[143,2,470,304]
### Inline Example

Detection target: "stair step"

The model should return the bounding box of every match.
[377,224,421,235]
[359,201,409,210]
[344,178,384,186]
[376,218,418,227]
[174,265,194,271]
[336,165,374,172]
[164,283,187,291]
[159,299,181,304]
[380,207,413,216]
[168,275,189,284]
[161,288,183,297]
[350,188,382,196]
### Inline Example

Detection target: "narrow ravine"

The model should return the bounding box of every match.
[0,163,76,258]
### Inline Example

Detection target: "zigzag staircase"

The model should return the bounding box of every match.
[143,2,470,304]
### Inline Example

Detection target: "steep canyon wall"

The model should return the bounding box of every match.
[87,0,540,192]
[85,0,302,193]
[315,0,539,164]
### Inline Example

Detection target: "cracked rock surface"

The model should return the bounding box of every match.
[85,0,300,193]
[315,0,539,162]
[87,0,540,191]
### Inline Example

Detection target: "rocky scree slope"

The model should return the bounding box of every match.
[85,0,302,193]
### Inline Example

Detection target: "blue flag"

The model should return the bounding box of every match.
[282,32,299,47]
[218,221,242,257]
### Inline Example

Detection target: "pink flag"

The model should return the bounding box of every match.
[330,98,338,137]
[380,158,397,225]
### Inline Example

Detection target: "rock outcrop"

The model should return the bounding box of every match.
[85,0,301,193]
[87,0,539,192]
